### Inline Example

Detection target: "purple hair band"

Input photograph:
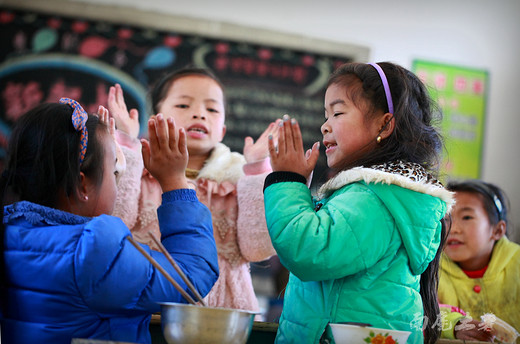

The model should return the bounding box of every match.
[368,63,394,114]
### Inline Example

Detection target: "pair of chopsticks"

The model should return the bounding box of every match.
[126,232,206,306]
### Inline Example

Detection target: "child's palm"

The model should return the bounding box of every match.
[108,84,140,138]
[243,120,281,163]
[268,116,319,180]
[141,115,189,192]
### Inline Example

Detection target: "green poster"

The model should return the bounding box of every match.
[412,60,488,180]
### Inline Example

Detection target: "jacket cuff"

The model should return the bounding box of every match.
[263,171,307,191]
[243,157,271,175]
[441,311,467,339]
[162,189,198,202]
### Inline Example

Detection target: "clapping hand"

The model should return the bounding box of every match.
[108,83,140,139]
[243,119,281,163]
[141,114,189,192]
[268,114,319,181]
[97,105,126,181]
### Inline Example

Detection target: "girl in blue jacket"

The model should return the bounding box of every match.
[0,99,218,344]
[263,62,454,344]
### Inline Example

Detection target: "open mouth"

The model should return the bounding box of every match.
[446,238,463,246]
[323,141,337,152]
[187,124,208,135]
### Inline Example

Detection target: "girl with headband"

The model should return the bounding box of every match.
[0,99,218,344]
[438,180,519,343]
[263,62,453,343]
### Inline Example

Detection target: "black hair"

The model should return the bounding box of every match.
[150,66,226,115]
[0,102,107,316]
[326,62,444,175]
[447,179,510,234]
[328,62,445,343]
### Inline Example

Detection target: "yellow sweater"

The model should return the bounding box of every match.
[438,237,520,342]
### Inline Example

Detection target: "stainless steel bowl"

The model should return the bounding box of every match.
[159,302,256,344]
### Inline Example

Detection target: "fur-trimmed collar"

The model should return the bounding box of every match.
[316,161,454,210]
[197,143,246,184]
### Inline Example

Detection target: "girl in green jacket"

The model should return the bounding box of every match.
[263,62,454,344]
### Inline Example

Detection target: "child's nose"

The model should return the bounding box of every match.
[192,113,206,120]
[321,121,330,135]
[450,222,462,234]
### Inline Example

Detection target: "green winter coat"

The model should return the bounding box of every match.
[264,163,454,344]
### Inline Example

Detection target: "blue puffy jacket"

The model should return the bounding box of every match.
[1,189,218,344]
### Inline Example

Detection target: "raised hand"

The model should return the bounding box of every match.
[243,119,281,163]
[107,83,140,139]
[268,114,319,180]
[97,105,126,181]
[141,114,189,192]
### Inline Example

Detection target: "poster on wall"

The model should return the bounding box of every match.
[412,59,488,180]
[0,5,368,185]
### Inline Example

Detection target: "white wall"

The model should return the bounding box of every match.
[20,0,520,240]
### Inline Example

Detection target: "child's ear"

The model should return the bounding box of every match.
[219,124,227,142]
[491,220,506,240]
[77,172,90,203]
[378,113,395,140]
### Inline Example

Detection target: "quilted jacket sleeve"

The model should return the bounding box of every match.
[112,130,143,229]
[237,158,276,262]
[264,180,394,282]
[75,189,218,313]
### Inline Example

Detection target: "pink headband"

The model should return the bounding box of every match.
[59,98,88,165]
[368,63,394,114]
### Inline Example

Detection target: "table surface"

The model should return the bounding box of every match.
[150,316,488,344]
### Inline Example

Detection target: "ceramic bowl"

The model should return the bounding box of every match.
[329,323,411,343]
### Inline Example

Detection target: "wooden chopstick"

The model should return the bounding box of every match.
[148,232,206,306]
[126,236,197,305]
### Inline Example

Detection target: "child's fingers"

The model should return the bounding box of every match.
[282,116,295,152]
[109,117,116,138]
[147,117,160,153]
[115,84,125,106]
[178,127,188,157]
[277,120,286,155]
[140,139,151,167]
[268,134,277,160]
[154,114,169,150]
[108,86,116,105]
[290,118,304,154]
[306,142,320,169]
[166,117,178,152]
[129,108,139,121]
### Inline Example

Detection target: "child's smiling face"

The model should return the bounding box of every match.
[156,75,226,158]
[321,83,380,170]
[444,191,503,271]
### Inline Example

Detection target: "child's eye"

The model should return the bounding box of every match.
[462,215,473,220]
[333,112,343,117]
[207,108,219,113]
[175,104,189,109]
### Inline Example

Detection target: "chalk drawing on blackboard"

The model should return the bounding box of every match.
[0,53,148,157]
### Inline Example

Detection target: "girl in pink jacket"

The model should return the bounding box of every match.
[109,67,278,314]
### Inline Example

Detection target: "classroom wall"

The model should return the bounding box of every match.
[8,0,520,241]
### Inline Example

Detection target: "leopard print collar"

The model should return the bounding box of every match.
[367,161,442,187]
[316,160,454,208]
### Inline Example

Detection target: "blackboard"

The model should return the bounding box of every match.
[0,3,369,186]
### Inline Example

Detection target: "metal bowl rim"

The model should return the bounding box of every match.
[158,302,259,315]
